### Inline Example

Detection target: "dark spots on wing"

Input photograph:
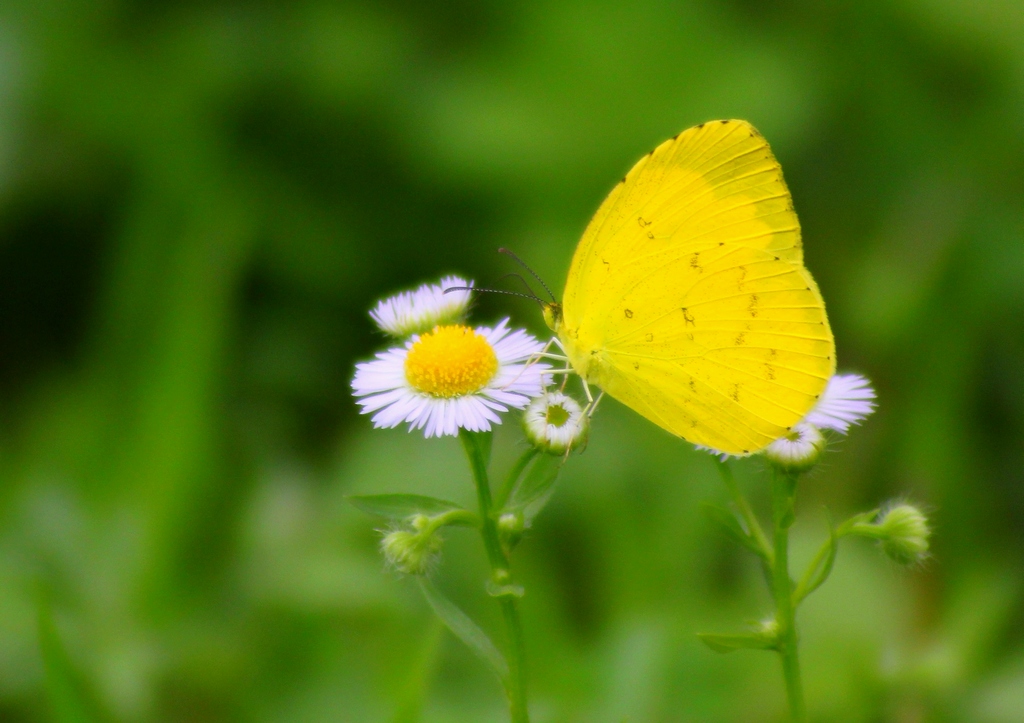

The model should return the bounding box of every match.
[774,256,780,261]
[696,123,705,129]
[827,355,832,360]
[722,120,731,124]
[682,308,695,326]
[748,294,759,318]
[645,333,653,342]
[624,308,633,319]
[734,332,746,346]
[769,348,777,359]
[686,333,694,341]
[731,384,740,402]
[765,364,776,380]
[690,420,697,428]
[742,449,749,454]
[805,286,811,291]
[647,230,655,240]
[602,258,610,266]
[689,252,702,272]
[633,362,639,370]
[590,350,597,356]
[637,216,652,228]
[689,379,696,392]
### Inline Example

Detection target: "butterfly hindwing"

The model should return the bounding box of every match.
[560,120,835,454]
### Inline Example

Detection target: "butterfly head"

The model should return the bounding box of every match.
[542,302,563,333]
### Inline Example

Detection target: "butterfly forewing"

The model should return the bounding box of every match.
[561,120,835,454]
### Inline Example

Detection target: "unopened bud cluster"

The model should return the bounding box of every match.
[380,514,444,575]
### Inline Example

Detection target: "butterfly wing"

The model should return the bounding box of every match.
[561,120,835,454]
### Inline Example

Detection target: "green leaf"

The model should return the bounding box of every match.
[506,454,562,522]
[697,631,778,654]
[418,577,509,683]
[347,494,471,523]
[793,515,840,606]
[701,502,762,557]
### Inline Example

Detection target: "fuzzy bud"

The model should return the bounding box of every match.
[763,423,826,474]
[875,504,930,565]
[523,391,589,455]
[380,514,443,575]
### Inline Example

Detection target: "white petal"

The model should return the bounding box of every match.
[803,373,877,434]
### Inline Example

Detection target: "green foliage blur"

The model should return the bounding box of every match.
[0,1,1022,721]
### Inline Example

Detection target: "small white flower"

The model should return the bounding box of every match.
[763,423,826,473]
[804,373,876,434]
[370,275,474,338]
[352,319,549,438]
[523,391,589,455]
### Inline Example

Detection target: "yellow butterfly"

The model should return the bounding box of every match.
[543,120,835,455]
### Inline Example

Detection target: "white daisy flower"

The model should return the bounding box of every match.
[370,275,474,338]
[763,423,826,473]
[352,319,549,438]
[523,391,589,455]
[804,373,876,434]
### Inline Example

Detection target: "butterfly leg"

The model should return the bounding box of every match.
[499,337,568,391]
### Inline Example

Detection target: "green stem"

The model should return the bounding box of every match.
[460,430,529,723]
[771,469,805,723]
[716,460,774,565]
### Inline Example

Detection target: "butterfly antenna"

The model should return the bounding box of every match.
[498,248,557,302]
[496,272,541,299]
[443,285,546,308]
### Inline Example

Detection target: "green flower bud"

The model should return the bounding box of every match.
[875,504,930,566]
[498,511,525,550]
[763,423,825,474]
[380,514,443,575]
[523,391,589,455]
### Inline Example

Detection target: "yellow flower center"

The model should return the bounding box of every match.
[404,325,498,398]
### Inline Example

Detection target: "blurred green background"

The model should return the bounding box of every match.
[0,1,1022,721]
